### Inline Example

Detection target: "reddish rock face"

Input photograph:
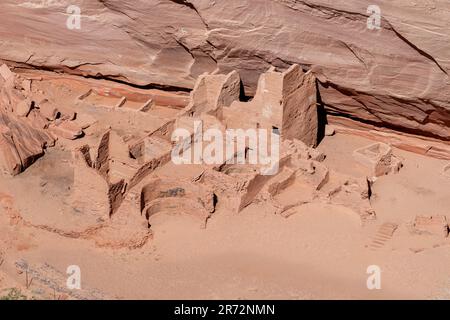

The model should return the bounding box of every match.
[0,110,54,175]
[0,0,449,141]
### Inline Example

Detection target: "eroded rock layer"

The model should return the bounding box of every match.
[0,0,449,140]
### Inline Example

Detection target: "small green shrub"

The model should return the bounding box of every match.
[0,288,27,300]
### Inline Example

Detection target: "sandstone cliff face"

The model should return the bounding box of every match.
[1,0,449,140]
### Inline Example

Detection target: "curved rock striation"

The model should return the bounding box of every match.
[0,0,449,140]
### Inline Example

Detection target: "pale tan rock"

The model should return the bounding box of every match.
[114,96,127,109]
[73,113,97,129]
[58,107,76,121]
[323,176,376,221]
[368,223,398,251]
[38,99,59,121]
[0,64,13,81]
[284,139,326,162]
[77,89,92,100]
[0,111,54,175]
[15,98,32,117]
[94,130,111,177]
[185,70,240,118]
[0,131,22,175]
[21,79,31,94]
[26,109,48,130]
[128,141,173,190]
[293,159,330,191]
[325,125,336,136]
[139,99,154,112]
[223,65,318,147]
[109,130,130,163]
[140,136,173,163]
[329,117,450,161]
[265,167,296,197]
[0,76,26,113]
[107,131,138,184]
[192,169,244,213]
[281,67,318,146]
[238,173,276,212]
[90,211,151,249]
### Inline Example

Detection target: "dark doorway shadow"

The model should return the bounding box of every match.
[316,81,327,146]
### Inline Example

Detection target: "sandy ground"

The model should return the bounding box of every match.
[1,131,450,300]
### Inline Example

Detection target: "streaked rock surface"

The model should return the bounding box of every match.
[0,0,449,140]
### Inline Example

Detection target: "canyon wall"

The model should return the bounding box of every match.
[0,0,449,140]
